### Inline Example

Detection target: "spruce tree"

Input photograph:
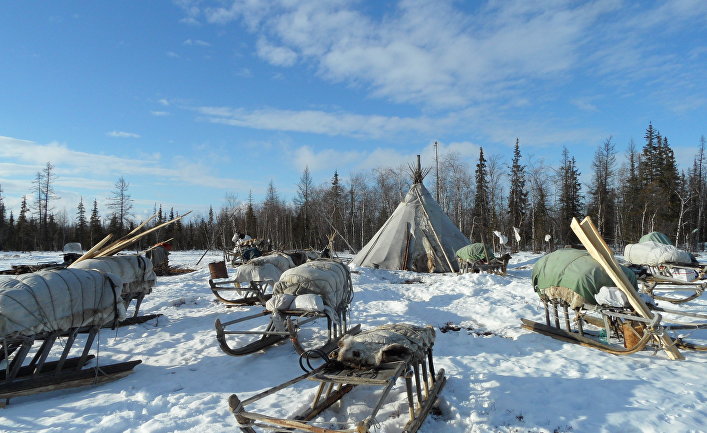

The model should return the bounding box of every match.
[0,185,6,249]
[75,197,88,248]
[557,147,583,244]
[17,196,30,251]
[507,139,528,249]
[473,147,490,242]
[89,199,102,246]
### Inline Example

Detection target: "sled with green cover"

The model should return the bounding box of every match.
[455,243,510,274]
[522,217,685,359]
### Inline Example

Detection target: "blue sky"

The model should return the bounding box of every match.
[1,0,706,221]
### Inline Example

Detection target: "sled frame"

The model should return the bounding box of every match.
[209,279,272,307]
[228,349,446,433]
[0,326,141,405]
[215,306,360,357]
[569,217,683,360]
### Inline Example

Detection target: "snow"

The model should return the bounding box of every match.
[1,250,707,432]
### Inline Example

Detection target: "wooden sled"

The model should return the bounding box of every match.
[215,307,360,357]
[0,326,141,405]
[227,349,445,433]
[209,279,272,307]
[521,299,657,355]
[522,217,683,359]
[637,271,706,305]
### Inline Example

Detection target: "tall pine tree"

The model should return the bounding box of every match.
[472,147,490,242]
[507,139,528,249]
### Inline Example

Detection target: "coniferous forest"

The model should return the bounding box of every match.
[0,124,705,254]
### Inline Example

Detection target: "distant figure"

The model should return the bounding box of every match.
[232,232,253,250]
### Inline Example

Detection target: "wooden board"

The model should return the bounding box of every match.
[570,216,684,360]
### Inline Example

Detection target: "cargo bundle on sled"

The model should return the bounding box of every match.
[623,236,707,305]
[208,252,297,307]
[0,267,141,404]
[227,323,445,433]
[521,217,685,360]
[215,259,359,357]
[71,254,159,325]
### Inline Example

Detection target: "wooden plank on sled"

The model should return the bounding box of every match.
[570,216,684,360]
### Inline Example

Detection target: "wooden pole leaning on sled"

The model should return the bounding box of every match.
[70,211,191,266]
[570,216,683,360]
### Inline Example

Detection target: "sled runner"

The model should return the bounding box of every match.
[215,259,357,357]
[522,217,684,360]
[227,323,445,433]
[0,267,142,404]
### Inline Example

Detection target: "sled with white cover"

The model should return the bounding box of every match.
[623,241,707,304]
[215,259,358,357]
[522,217,685,359]
[71,255,160,325]
[209,253,296,307]
[227,323,446,433]
[0,267,141,404]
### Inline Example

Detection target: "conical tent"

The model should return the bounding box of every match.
[351,182,470,273]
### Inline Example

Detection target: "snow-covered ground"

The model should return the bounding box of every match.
[1,250,707,433]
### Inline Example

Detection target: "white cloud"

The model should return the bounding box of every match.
[107,130,141,138]
[571,97,600,112]
[256,37,297,67]
[177,0,707,114]
[194,105,439,139]
[183,38,211,46]
[151,111,170,116]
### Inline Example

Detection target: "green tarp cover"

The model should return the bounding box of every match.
[639,231,672,245]
[531,248,637,305]
[456,243,494,262]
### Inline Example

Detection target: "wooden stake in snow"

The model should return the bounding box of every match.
[570,216,683,360]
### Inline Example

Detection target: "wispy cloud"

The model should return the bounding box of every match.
[0,136,249,191]
[176,0,707,114]
[107,130,141,138]
[183,38,211,47]
[193,105,440,139]
[151,110,170,116]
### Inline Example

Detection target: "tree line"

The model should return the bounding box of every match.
[0,123,705,254]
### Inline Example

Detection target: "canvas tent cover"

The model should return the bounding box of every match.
[72,255,156,297]
[456,243,494,262]
[532,248,638,306]
[273,260,352,310]
[639,232,672,245]
[624,241,694,266]
[351,183,470,272]
[0,268,126,338]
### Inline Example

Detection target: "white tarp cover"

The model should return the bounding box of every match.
[72,255,156,297]
[0,268,126,338]
[273,260,351,310]
[232,262,282,286]
[351,182,470,273]
[624,241,693,266]
[247,253,295,273]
